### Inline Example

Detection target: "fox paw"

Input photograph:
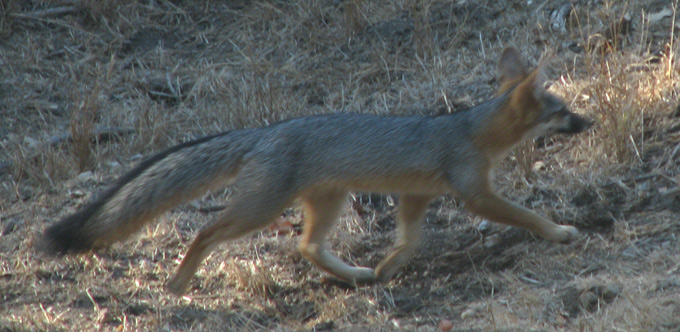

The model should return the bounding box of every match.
[351,267,377,285]
[553,225,579,244]
[167,274,191,296]
[322,267,376,287]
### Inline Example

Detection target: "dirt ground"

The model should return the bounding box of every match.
[1,0,680,331]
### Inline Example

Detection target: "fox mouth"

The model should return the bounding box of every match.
[557,114,594,134]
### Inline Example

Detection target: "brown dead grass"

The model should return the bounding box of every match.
[1,0,680,331]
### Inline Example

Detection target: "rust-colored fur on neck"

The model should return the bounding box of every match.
[474,68,542,163]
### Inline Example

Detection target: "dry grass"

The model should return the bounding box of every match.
[1,0,680,331]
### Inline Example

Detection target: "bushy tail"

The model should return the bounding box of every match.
[39,130,255,255]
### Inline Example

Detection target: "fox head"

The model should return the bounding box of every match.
[497,47,593,139]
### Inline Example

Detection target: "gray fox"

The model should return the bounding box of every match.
[40,47,592,295]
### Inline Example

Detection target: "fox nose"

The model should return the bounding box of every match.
[571,114,594,133]
[558,113,593,134]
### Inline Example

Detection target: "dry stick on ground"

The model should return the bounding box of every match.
[47,127,135,148]
[11,6,80,20]
[0,127,135,174]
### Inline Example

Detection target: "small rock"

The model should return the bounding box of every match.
[567,42,584,53]
[23,136,39,149]
[313,321,334,331]
[70,189,85,198]
[484,234,503,247]
[550,4,572,32]
[438,319,453,331]
[125,303,150,316]
[568,283,622,314]
[461,305,482,319]
[77,171,94,181]
[579,291,599,312]
[555,314,568,327]
[590,284,620,303]
[107,161,121,169]
[478,220,493,234]
[97,308,117,324]
[390,318,401,328]
[648,8,672,25]
[532,161,546,171]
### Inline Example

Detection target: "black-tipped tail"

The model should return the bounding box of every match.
[38,209,99,255]
[37,130,235,256]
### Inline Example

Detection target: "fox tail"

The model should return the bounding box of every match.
[39,131,253,255]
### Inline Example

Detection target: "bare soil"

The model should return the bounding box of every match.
[1,0,679,331]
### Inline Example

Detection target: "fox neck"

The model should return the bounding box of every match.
[473,78,542,165]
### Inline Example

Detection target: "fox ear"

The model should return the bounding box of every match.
[529,55,551,96]
[498,47,528,85]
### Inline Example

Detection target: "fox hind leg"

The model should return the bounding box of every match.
[374,194,433,283]
[168,171,296,295]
